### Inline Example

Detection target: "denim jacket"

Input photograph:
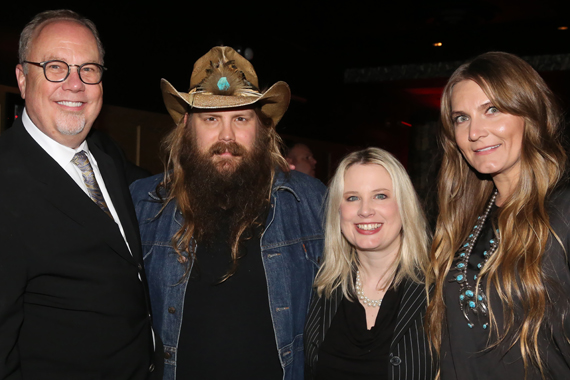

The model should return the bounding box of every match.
[130,170,326,380]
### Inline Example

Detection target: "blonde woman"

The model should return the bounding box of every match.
[427,51,570,379]
[304,147,434,379]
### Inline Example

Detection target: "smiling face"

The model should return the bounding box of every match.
[189,107,259,173]
[16,21,103,149]
[451,79,525,186]
[339,163,402,257]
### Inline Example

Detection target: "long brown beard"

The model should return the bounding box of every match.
[179,128,273,248]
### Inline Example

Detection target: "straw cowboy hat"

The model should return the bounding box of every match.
[161,46,291,127]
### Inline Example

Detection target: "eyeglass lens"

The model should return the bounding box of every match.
[44,61,103,84]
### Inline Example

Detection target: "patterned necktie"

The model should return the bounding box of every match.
[71,151,114,220]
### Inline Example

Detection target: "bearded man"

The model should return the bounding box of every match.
[130,47,326,380]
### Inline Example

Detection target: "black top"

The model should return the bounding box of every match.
[316,283,402,379]
[176,214,282,380]
[441,204,521,379]
[441,188,570,380]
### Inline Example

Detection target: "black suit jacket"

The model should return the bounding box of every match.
[0,119,160,379]
[304,279,435,380]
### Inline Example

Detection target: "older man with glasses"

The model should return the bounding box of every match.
[0,9,160,380]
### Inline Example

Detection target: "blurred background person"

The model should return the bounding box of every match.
[305,147,434,380]
[427,52,570,379]
[285,141,317,177]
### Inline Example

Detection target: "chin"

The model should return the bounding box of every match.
[215,159,240,173]
[56,115,87,136]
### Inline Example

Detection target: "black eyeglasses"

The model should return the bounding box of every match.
[23,60,107,85]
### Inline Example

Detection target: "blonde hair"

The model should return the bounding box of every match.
[426,52,567,378]
[314,147,430,299]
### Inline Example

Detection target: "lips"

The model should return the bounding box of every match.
[355,223,383,234]
[474,144,500,152]
[357,223,382,230]
[57,101,84,108]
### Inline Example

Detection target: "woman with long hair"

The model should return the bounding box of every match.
[304,147,434,379]
[426,51,570,379]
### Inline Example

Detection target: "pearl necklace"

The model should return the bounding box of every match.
[356,270,383,307]
[450,189,499,329]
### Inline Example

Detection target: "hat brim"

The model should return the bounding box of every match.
[161,79,291,127]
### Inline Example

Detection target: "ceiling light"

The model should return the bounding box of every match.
[433,42,443,47]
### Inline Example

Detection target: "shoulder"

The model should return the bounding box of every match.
[0,122,28,162]
[88,129,151,184]
[547,184,570,230]
[129,174,175,225]
[130,173,164,203]
[0,124,37,185]
[87,129,123,158]
[549,184,570,210]
[273,170,327,198]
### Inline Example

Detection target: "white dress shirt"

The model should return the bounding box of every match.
[21,108,132,253]
[22,109,155,347]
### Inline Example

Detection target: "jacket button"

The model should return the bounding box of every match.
[149,363,155,372]
[168,307,176,314]
[164,351,172,359]
[138,263,143,271]
[390,356,401,366]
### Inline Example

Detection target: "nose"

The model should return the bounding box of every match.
[468,117,487,142]
[61,69,85,92]
[358,199,375,218]
[218,118,235,142]
[310,157,317,166]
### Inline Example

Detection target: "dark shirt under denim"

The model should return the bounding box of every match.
[130,170,326,380]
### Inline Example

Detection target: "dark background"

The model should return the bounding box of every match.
[1,0,570,185]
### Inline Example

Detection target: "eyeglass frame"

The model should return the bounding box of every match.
[22,60,107,85]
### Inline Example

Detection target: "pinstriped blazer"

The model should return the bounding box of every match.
[304,279,435,380]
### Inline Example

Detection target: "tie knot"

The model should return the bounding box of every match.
[71,151,92,172]
[72,150,88,164]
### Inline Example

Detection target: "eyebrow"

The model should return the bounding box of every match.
[343,188,390,194]
[197,111,254,118]
[451,100,493,117]
[42,55,100,64]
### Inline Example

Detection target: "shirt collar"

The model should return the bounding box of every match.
[22,108,90,169]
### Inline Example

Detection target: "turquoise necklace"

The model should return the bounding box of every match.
[450,189,499,329]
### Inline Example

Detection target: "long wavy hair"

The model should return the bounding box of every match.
[158,107,289,281]
[314,147,430,299]
[426,52,567,377]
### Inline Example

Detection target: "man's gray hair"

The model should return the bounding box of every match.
[19,9,105,72]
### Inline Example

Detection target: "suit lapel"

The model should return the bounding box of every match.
[305,287,343,375]
[14,123,136,265]
[88,140,143,263]
[391,280,431,347]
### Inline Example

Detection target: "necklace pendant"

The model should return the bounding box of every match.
[452,189,498,329]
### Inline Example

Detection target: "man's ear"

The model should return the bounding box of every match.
[16,64,27,99]
[183,112,189,126]
[285,157,295,171]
